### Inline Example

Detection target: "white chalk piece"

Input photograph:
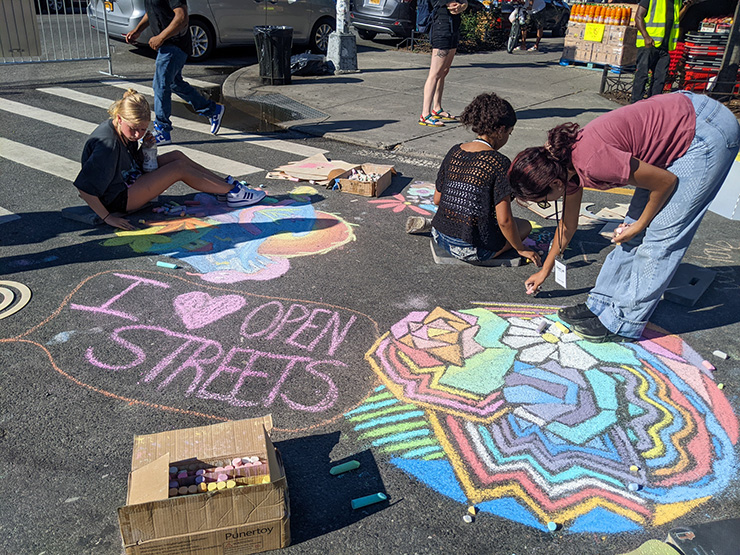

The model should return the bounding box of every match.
[628,483,640,492]
[547,521,558,532]
[463,514,473,523]
[713,350,729,360]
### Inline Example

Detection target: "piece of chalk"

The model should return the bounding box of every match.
[629,465,639,472]
[463,514,473,523]
[187,484,198,494]
[330,460,361,475]
[713,350,728,360]
[169,488,179,497]
[207,482,218,492]
[702,360,715,371]
[547,522,558,532]
[178,486,189,495]
[554,322,570,334]
[542,332,559,344]
[718,383,725,390]
[628,483,640,492]
[536,321,549,334]
[351,492,388,510]
[156,261,178,269]
[138,219,146,224]
[468,506,478,515]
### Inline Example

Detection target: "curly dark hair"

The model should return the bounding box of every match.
[459,92,517,136]
[509,123,580,200]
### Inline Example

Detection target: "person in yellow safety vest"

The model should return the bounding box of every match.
[631,0,681,103]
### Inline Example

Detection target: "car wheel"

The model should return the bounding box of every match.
[310,17,335,54]
[357,29,377,41]
[189,18,215,62]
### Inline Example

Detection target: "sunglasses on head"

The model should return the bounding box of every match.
[537,200,551,209]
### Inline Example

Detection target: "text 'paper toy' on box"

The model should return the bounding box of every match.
[118,415,290,555]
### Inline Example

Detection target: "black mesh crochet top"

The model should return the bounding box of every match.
[431,144,513,251]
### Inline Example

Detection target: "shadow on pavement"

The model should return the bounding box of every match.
[277,433,389,544]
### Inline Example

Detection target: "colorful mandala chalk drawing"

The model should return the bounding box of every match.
[349,304,739,533]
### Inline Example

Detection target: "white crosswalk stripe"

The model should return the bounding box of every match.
[40,86,327,158]
[0,97,262,178]
[0,138,80,181]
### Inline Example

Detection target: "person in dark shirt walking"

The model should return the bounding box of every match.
[126,0,225,144]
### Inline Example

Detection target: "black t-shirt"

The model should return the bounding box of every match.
[638,0,676,49]
[144,0,191,54]
[74,120,143,209]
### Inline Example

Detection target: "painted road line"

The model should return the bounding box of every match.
[39,87,327,158]
[0,138,79,181]
[0,98,261,177]
[102,78,218,104]
[0,207,21,225]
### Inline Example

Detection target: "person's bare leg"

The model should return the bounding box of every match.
[534,26,543,50]
[422,48,453,118]
[493,218,532,258]
[432,49,456,114]
[126,155,232,211]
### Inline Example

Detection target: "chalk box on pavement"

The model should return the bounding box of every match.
[117,415,290,555]
[338,164,395,197]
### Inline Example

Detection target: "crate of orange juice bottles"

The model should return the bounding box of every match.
[562,3,639,68]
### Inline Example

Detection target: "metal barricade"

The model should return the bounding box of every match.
[0,0,113,74]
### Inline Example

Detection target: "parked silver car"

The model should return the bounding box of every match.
[88,0,336,62]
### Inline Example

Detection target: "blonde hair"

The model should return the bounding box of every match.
[108,89,150,125]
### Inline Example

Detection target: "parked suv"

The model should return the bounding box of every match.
[88,0,336,62]
[350,0,486,40]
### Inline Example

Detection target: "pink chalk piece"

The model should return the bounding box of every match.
[214,467,224,474]
[169,488,179,497]
[217,473,229,482]
[224,465,234,472]
[702,360,715,371]
[232,458,243,467]
[178,486,189,496]
[188,484,198,494]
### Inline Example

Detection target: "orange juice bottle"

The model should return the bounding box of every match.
[576,4,583,23]
[605,6,613,25]
[597,6,605,24]
[588,4,596,23]
[572,3,580,23]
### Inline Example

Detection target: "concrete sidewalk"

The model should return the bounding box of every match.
[222,37,621,161]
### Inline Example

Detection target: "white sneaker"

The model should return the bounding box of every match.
[227,184,266,208]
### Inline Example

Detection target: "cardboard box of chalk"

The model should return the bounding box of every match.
[338,164,395,197]
[117,415,290,555]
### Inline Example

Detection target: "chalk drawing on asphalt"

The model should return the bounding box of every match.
[5,271,379,432]
[0,281,32,320]
[348,303,739,533]
[102,193,355,283]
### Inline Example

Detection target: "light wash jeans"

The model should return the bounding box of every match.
[153,44,218,132]
[586,92,740,339]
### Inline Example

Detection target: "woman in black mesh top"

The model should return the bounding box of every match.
[429,92,541,266]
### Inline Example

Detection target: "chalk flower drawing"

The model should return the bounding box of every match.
[102,194,354,282]
[369,193,433,215]
[353,304,739,533]
[406,181,438,214]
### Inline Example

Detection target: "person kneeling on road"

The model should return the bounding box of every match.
[409,92,541,267]
[72,89,264,231]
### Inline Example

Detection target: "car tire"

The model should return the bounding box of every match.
[310,17,335,54]
[189,18,215,63]
[357,29,377,41]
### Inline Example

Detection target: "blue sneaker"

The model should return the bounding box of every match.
[152,122,172,145]
[227,184,266,208]
[209,104,225,135]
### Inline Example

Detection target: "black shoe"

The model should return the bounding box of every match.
[557,303,595,326]
[571,317,635,343]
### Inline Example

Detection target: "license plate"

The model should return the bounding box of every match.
[104,1,113,11]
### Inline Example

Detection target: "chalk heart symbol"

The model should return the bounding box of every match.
[174,292,246,330]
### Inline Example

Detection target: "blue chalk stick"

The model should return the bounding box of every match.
[156,261,178,269]
[351,492,387,510]
[330,460,360,475]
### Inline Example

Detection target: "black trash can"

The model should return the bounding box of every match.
[254,26,293,85]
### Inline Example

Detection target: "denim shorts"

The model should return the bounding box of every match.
[432,228,497,262]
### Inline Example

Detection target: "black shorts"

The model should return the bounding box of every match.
[530,9,545,30]
[430,13,461,51]
[103,188,129,214]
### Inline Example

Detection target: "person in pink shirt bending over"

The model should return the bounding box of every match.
[508,91,740,342]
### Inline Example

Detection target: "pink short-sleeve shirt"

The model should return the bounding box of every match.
[566,93,696,195]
